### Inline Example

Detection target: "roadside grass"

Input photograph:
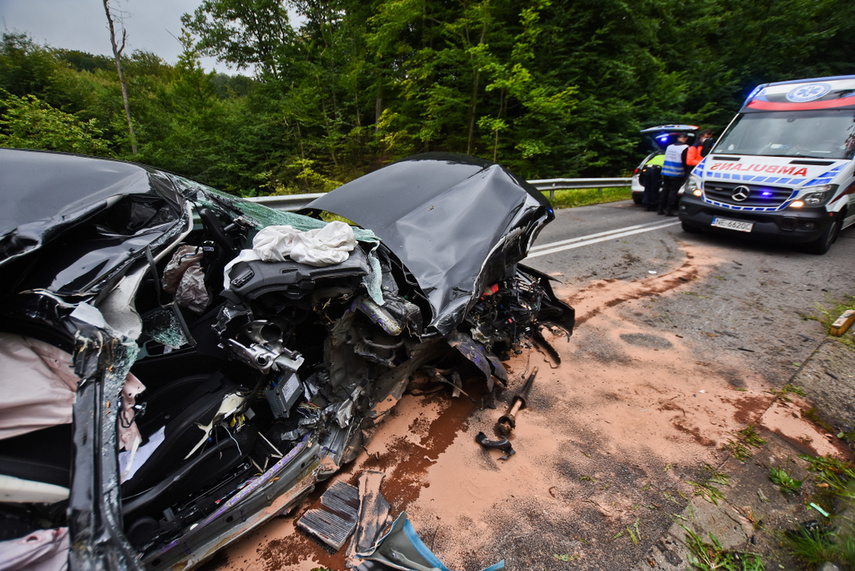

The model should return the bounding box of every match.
[780,455,855,569]
[769,464,803,494]
[678,452,855,570]
[768,383,807,402]
[687,465,730,505]
[722,425,767,462]
[784,523,855,570]
[683,527,765,571]
[545,187,631,209]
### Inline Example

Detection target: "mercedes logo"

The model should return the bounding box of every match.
[732,186,751,202]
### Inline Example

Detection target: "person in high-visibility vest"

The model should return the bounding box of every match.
[687,129,713,167]
[659,133,690,216]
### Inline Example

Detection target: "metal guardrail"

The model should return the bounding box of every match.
[528,177,632,200]
[245,193,326,212]
[245,178,632,210]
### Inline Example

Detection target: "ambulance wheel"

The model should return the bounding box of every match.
[807,214,841,255]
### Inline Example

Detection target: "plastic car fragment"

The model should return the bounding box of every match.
[358,512,504,571]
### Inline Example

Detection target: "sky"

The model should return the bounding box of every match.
[0,0,233,74]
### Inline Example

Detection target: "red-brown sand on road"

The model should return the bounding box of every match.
[214,243,848,571]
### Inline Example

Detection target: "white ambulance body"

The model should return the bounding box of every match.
[679,75,855,254]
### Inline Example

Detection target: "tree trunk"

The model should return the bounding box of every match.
[375,88,383,134]
[467,69,480,156]
[103,0,138,154]
[466,22,488,156]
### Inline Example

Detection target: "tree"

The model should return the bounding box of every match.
[102,0,138,154]
[0,92,110,155]
[181,0,297,79]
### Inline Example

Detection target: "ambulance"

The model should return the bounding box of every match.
[679,75,855,254]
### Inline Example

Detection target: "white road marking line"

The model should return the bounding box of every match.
[527,220,681,259]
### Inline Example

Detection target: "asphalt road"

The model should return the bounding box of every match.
[526,200,855,388]
[522,200,855,569]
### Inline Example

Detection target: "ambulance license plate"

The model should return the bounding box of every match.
[711,217,753,233]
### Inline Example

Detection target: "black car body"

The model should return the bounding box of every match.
[0,149,573,569]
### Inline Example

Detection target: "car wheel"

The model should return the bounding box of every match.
[807,214,841,255]
[681,220,703,234]
[632,194,643,205]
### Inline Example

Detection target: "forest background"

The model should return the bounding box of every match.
[1,0,854,197]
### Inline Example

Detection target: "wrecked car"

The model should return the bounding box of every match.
[0,149,574,570]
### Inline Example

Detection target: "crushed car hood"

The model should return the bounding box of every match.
[308,153,555,336]
[0,149,186,296]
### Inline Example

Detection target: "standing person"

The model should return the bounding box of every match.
[687,129,713,167]
[640,153,664,211]
[700,129,715,157]
[659,133,690,216]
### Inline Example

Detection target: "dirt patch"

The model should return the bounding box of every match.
[212,242,849,571]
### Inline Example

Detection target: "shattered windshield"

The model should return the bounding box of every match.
[170,176,380,244]
[716,110,855,159]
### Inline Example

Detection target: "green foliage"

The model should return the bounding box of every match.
[785,523,855,570]
[768,383,807,402]
[769,466,803,495]
[0,92,110,155]
[687,466,730,505]
[781,454,855,568]
[6,0,855,192]
[722,441,751,462]
[722,425,767,462]
[683,527,765,571]
[800,454,855,499]
[549,187,631,209]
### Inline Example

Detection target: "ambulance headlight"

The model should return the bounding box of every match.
[799,184,837,206]
[686,175,702,197]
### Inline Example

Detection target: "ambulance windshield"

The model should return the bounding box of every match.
[716,109,855,160]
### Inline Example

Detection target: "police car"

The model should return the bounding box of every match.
[631,125,699,204]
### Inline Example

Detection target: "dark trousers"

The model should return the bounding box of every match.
[660,175,686,214]
[641,168,661,210]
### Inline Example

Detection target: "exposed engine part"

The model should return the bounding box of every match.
[532,324,562,366]
[245,319,292,346]
[497,367,538,436]
[335,385,366,429]
[225,338,304,374]
[465,273,546,354]
[216,307,305,374]
[264,373,303,419]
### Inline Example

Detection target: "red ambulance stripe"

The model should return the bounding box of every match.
[747,97,855,111]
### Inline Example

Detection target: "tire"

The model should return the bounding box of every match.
[681,220,703,234]
[807,214,841,255]
[632,193,643,205]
